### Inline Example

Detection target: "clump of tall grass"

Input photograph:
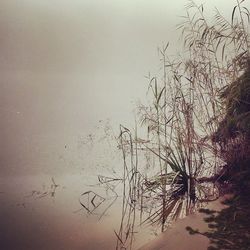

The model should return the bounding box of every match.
[115,0,250,248]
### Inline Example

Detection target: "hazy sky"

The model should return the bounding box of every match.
[0,0,238,175]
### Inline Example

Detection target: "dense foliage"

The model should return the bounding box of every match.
[213,60,250,164]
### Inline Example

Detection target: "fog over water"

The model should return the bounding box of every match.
[0,0,237,249]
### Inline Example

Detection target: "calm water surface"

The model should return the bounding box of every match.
[0,173,155,250]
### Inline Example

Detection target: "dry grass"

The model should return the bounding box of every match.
[114,1,250,249]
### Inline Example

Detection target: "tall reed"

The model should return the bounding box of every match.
[115,1,250,248]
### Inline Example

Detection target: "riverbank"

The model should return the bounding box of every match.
[137,195,232,250]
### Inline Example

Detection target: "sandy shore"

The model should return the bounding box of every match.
[137,196,230,250]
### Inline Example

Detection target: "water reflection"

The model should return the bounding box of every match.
[0,171,157,250]
[0,174,123,250]
[0,121,164,250]
[25,177,60,200]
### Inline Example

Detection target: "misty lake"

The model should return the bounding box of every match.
[0,175,157,250]
[0,124,156,250]
[1,1,239,249]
